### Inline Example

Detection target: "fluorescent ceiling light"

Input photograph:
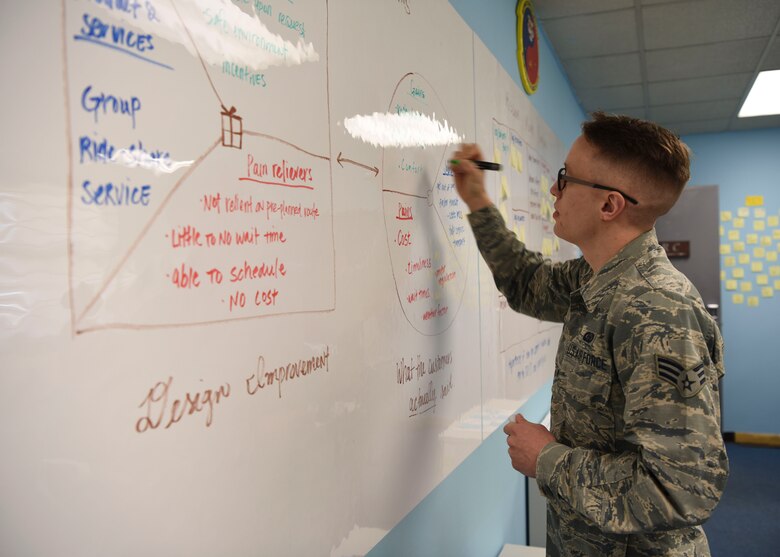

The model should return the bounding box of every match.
[738,70,780,118]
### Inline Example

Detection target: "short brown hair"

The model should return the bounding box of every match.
[582,112,691,207]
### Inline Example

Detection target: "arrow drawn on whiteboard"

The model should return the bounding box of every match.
[336,152,379,177]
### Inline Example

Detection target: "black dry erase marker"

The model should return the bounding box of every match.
[450,159,503,171]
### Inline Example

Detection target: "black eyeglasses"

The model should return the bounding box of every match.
[557,167,639,205]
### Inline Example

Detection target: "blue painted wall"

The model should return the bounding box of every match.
[682,129,780,434]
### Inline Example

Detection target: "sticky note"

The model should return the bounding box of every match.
[517,225,526,242]
[542,238,553,257]
[773,229,780,239]
[494,147,502,165]
[757,275,769,285]
[727,230,740,241]
[751,262,763,272]
[755,208,767,218]
[754,220,766,231]
[762,236,773,246]
[733,241,745,252]
[724,256,736,267]
[733,218,744,229]
[770,266,780,277]
[721,270,726,281]
[745,196,763,207]
[741,281,753,292]
[720,211,733,222]
[726,280,737,290]
[768,216,779,227]
[748,296,759,307]
[719,245,731,255]
[753,247,766,259]
[762,287,774,298]
[500,176,510,200]
[746,234,758,244]
[554,237,560,251]
[720,225,725,237]
[732,294,744,304]
[732,268,744,278]
[738,254,750,264]
[775,280,780,290]
[767,251,778,262]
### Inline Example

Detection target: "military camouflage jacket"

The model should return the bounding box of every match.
[468,206,728,557]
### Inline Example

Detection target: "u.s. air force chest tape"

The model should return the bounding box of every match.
[655,355,708,398]
[559,325,614,404]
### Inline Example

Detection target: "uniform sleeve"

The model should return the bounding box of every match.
[536,291,729,534]
[467,206,588,323]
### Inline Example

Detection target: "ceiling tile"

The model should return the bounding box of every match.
[648,73,752,105]
[730,114,780,130]
[606,107,648,119]
[761,36,780,69]
[649,99,737,122]
[579,84,645,110]
[543,9,637,59]
[642,0,780,50]
[564,53,642,88]
[645,38,766,81]
[535,0,634,19]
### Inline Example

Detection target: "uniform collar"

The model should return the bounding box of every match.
[579,229,660,311]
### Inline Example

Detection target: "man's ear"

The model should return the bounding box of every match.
[600,192,626,221]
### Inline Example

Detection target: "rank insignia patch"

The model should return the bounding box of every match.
[656,355,707,397]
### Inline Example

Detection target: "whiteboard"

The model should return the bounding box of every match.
[0,1,575,555]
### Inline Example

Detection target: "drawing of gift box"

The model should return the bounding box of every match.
[221,105,243,149]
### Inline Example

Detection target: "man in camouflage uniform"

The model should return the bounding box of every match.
[450,113,728,556]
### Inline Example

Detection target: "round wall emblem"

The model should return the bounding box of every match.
[516,0,539,95]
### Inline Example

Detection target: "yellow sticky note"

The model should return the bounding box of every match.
[767,251,778,262]
[554,237,560,251]
[738,207,750,217]
[754,247,766,259]
[720,211,733,222]
[745,196,763,207]
[768,216,779,227]
[720,225,725,237]
[727,230,740,241]
[754,220,766,231]
[748,296,759,307]
[738,254,751,264]
[762,287,774,298]
[747,234,758,244]
[725,279,737,290]
[762,236,773,246]
[741,281,753,292]
[757,275,769,285]
[516,152,523,173]
[724,256,736,267]
[721,270,726,281]
[517,225,526,242]
[732,293,745,304]
[732,268,745,278]
[751,262,764,272]
[541,237,553,257]
[733,241,745,252]
[773,229,780,240]
[734,218,745,229]
[494,147,502,165]
[500,176,510,200]
[771,266,780,277]
[719,244,731,255]
[775,280,780,290]
[755,208,767,218]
